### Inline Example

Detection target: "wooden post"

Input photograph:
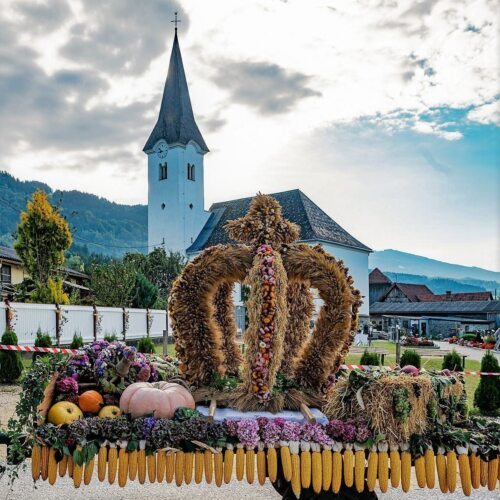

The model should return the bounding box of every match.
[300,403,316,424]
[208,399,217,422]
[92,305,98,341]
[55,305,61,347]
[4,299,11,330]
[122,307,127,342]
[146,308,150,337]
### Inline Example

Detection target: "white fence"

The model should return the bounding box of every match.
[0,301,168,346]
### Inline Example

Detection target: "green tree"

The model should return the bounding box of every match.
[474,351,500,415]
[14,190,72,287]
[442,350,463,372]
[142,248,186,300]
[90,260,136,307]
[0,329,24,383]
[400,349,421,369]
[132,272,158,309]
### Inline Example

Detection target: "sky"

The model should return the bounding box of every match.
[0,0,498,270]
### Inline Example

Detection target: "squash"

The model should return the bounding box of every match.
[119,382,195,418]
[79,390,104,414]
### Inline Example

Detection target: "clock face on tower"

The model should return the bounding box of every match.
[155,142,168,158]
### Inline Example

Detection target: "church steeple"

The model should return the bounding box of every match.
[143,30,208,153]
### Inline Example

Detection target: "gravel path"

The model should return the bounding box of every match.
[434,341,500,362]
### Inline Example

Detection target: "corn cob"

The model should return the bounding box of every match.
[41,446,49,481]
[457,446,471,497]
[166,451,175,483]
[354,443,365,493]
[267,445,277,483]
[246,447,255,484]
[446,450,457,492]
[279,442,292,482]
[414,455,426,488]
[73,447,83,488]
[366,445,378,492]
[377,442,389,493]
[389,445,400,488]
[300,441,312,489]
[97,443,107,482]
[311,443,322,494]
[175,450,185,486]
[343,443,354,488]
[156,450,166,482]
[67,455,74,478]
[235,444,245,481]
[469,445,480,489]
[487,458,498,492]
[204,449,214,483]
[108,443,118,485]
[194,450,203,484]
[84,457,95,486]
[331,442,343,493]
[128,449,138,481]
[31,443,41,481]
[214,448,224,487]
[321,445,332,491]
[291,442,301,499]
[147,452,157,483]
[118,441,128,487]
[480,458,488,487]
[184,451,193,484]
[58,454,68,478]
[436,447,448,493]
[48,447,58,485]
[257,443,266,486]
[224,444,234,484]
[424,446,435,489]
[400,443,411,493]
[137,442,147,485]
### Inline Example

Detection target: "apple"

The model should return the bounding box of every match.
[98,405,122,419]
[47,401,83,426]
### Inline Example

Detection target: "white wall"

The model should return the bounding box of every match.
[148,140,210,253]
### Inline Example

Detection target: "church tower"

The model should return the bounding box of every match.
[144,27,209,254]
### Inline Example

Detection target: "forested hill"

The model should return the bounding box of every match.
[0,171,146,256]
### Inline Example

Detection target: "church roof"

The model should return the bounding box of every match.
[143,32,208,153]
[187,189,372,253]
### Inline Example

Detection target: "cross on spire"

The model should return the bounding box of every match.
[171,11,181,32]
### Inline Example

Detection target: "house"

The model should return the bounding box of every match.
[0,245,89,299]
[417,291,493,302]
[380,283,434,303]
[144,29,371,321]
[368,268,392,305]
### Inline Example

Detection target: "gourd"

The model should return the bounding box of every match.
[119,381,195,418]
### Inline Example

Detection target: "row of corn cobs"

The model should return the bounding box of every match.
[31,441,499,497]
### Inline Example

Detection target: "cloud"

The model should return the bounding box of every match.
[467,101,500,125]
[420,149,450,173]
[211,60,321,114]
[13,0,71,34]
[60,0,187,75]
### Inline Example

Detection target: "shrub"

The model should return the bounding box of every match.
[137,336,155,354]
[33,328,52,362]
[103,333,118,342]
[485,335,495,344]
[0,329,24,383]
[400,349,421,369]
[442,349,463,371]
[359,349,380,366]
[474,351,500,415]
[70,333,84,350]
[462,333,476,342]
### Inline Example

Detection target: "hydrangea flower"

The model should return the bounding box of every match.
[236,419,260,447]
[280,421,301,442]
[355,424,372,443]
[325,419,344,440]
[342,423,357,443]
[55,376,79,394]
[224,419,240,438]
[261,420,282,445]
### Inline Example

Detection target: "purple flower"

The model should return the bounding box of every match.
[355,425,372,443]
[342,424,357,443]
[325,419,344,440]
[311,425,334,446]
[261,420,282,445]
[280,421,301,442]
[140,417,156,440]
[236,419,260,447]
[224,419,240,438]
[56,376,79,394]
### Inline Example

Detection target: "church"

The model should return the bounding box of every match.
[144,29,371,324]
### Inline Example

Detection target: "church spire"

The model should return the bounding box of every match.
[143,28,208,153]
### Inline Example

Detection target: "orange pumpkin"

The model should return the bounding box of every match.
[119,382,195,419]
[78,390,104,414]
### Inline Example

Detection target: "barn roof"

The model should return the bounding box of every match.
[369,268,392,285]
[382,283,434,302]
[418,292,493,302]
[187,189,372,254]
[370,300,500,315]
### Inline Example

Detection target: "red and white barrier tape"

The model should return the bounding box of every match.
[1,344,499,376]
[0,344,80,355]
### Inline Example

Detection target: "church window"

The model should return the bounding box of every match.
[159,163,168,180]
[161,203,166,210]
[187,163,195,181]
[189,203,193,209]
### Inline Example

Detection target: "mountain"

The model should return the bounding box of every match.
[370,249,499,283]
[0,171,146,256]
[381,271,495,295]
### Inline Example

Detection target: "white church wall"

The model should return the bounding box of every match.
[148,141,209,254]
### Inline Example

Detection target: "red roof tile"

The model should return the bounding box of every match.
[369,268,392,285]
[417,292,493,302]
[383,283,434,302]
